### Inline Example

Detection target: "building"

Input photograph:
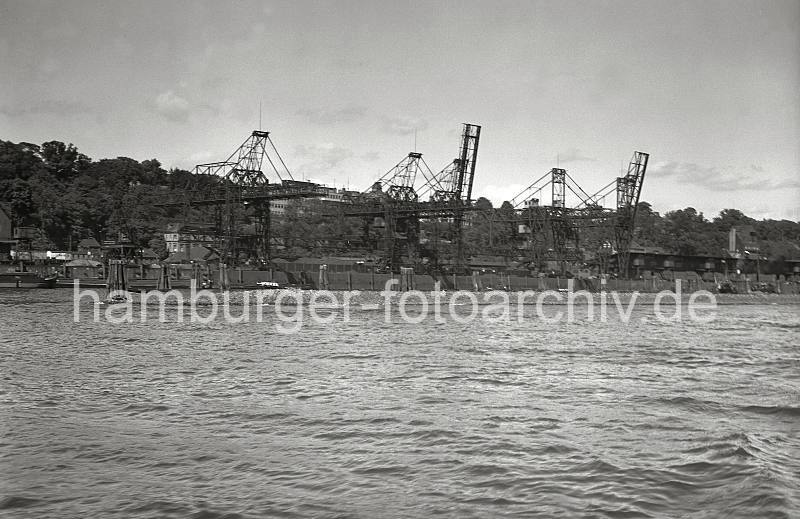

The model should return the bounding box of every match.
[163,245,219,264]
[728,225,759,255]
[318,186,360,203]
[0,207,13,261]
[47,250,88,261]
[610,246,776,279]
[0,209,44,263]
[624,247,725,274]
[140,248,160,264]
[164,223,215,253]
[784,259,800,280]
[77,238,102,258]
[269,199,291,216]
[270,186,360,216]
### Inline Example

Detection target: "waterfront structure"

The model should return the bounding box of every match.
[270,186,361,216]
[0,207,13,262]
[164,223,216,253]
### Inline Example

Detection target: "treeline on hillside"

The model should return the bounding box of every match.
[0,139,193,256]
[1,138,799,263]
[460,199,800,262]
[632,204,799,259]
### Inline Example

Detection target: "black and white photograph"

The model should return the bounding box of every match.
[0,1,798,517]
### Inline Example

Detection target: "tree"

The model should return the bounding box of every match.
[633,202,663,248]
[39,141,90,181]
[140,159,167,185]
[667,208,710,254]
[712,208,754,235]
[474,196,493,211]
[0,179,35,224]
[492,201,518,256]
[0,140,43,181]
[0,138,797,269]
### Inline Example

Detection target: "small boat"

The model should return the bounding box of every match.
[256,281,284,289]
[56,277,106,288]
[105,259,129,303]
[105,293,128,304]
[0,271,58,289]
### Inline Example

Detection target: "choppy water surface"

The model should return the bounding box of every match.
[1,290,798,518]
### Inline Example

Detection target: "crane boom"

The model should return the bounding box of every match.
[614,151,649,276]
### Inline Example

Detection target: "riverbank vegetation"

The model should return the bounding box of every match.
[1,139,798,265]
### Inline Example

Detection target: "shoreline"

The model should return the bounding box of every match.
[71,288,800,307]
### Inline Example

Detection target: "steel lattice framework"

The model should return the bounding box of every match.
[162,130,328,265]
[160,126,647,277]
[499,151,649,276]
[614,151,649,276]
[330,123,482,272]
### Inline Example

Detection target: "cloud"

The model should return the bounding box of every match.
[154,90,190,122]
[361,151,381,162]
[38,56,62,76]
[293,143,354,179]
[381,115,428,135]
[557,148,597,163]
[188,151,215,164]
[0,99,87,117]
[297,105,367,125]
[481,182,528,206]
[739,206,800,221]
[651,161,800,191]
[334,57,367,70]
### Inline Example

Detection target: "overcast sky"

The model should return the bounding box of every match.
[1,0,798,220]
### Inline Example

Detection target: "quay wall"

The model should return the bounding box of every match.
[52,263,800,295]
[96,289,800,307]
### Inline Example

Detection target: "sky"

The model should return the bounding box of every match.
[1,0,798,220]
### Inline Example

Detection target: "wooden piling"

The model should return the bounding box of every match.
[219,263,230,291]
[157,264,171,291]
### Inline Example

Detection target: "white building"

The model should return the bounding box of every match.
[164,223,215,253]
[270,187,360,217]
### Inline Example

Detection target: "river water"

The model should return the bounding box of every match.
[1,289,798,518]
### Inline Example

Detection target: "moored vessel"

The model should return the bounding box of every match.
[104,259,129,303]
[0,270,58,289]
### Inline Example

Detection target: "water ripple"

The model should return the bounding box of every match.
[0,293,798,518]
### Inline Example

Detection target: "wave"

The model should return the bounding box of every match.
[0,496,43,510]
[739,405,800,418]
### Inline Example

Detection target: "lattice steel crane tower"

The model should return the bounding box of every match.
[614,151,649,277]
[164,130,326,265]
[431,123,481,270]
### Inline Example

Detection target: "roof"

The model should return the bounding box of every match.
[629,245,669,255]
[292,257,355,265]
[65,258,102,267]
[619,250,728,260]
[165,222,218,234]
[140,247,159,259]
[77,238,101,248]
[163,245,219,264]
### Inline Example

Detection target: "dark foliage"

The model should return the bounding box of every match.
[0,139,798,266]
